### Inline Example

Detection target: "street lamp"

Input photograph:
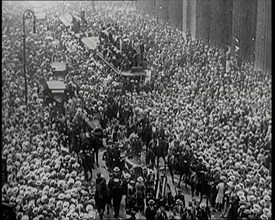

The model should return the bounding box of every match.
[23,9,36,107]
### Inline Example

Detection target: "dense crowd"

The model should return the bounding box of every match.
[2,1,272,220]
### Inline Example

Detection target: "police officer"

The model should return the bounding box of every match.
[108,168,124,218]
[196,202,211,220]
[113,166,121,179]
[145,199,157,220]
[123,173,131,214]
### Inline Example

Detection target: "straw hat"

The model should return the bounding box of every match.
[148,199,155,205]
[86,204,93,212]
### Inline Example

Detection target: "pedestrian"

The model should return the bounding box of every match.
[108,174,124,218]
[155,202,168,220]
[196,202,211,220]
[172,199,185,220]
[215,177,226,212]
[174,189,186,208]
[145,199,157,220]
[135,176,146,214]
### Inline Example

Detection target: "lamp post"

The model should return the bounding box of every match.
[23,9,36,107]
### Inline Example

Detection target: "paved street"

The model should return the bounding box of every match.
[92,149,222,220]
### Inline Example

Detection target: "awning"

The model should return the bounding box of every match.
[120,71,146,77]
[47,81,66,90]
[81,37,100,50]
[50,62,66,71]
[59,14,72,27]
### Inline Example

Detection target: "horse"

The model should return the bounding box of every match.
[103,145,126,172]
[80,136,95,182]
[190,170,212,206]
[155,137,169,171]
[95,178,112,220]
[145,144,156,168]
[130,136,142,161]
[90,134,103,167]
[145,137,168,169]
[168,153,192,188]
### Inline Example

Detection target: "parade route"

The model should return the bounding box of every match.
[2,1,271,220]
[93,150,221,220]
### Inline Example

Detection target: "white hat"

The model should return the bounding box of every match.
[21,216,29,220]
[264,195,271,201]
[86,204,93,212]
[200,202,206,208]
[63,201,69,209]
[58,193,65,200]
[260,214,268,220]
[113,178,119,183]
[124,173,131,179]
[113,167,120,172]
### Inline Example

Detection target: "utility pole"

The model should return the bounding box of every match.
[22,9,36,108]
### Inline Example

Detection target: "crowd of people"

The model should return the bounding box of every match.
[2,1,272,220]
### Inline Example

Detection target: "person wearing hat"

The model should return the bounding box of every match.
[90,128,103,167]
[225,194,240,220]
[182,200,196,220]
[108,173,124,218]
[146,169,155,195]
[145,199,157,220]
[172,199,185,220]
[95,172,110,220]
[112,166,121,178]
[127,179,137,216]
[196,202,211,220]
[122,173,131,214]
[215,176,226,212]
[79,129,95,182]
[155,200,168,220]
[135,176,146,214]
[174,189,186,208]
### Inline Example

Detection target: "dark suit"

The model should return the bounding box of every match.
[145,206,157,220]
[108,178,124,217]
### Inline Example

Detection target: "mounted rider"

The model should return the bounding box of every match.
[79,131,94,181]
[129,132,142,160]
[168,139,181,158]
[104,141,123,171]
